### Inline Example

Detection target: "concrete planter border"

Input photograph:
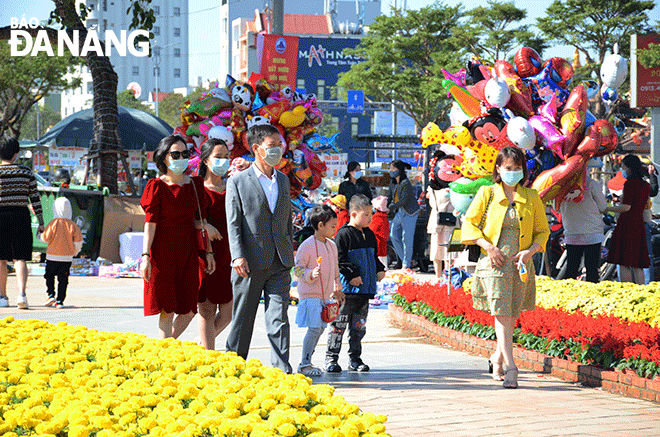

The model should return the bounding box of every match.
[388,303,660,403]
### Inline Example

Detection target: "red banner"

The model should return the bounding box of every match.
[631,34,660,108]
[259,35,299,89]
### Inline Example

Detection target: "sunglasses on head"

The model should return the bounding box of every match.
[168,150,191,159]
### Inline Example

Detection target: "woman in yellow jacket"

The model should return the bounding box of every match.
[461,146,549,389]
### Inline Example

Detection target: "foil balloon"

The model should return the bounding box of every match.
[544,57,573,89]
[528,94,567,160]
[601,84,618,107]
[514,47,543,78]
[524,61,570,109]
[559,84,588,157]
[449,102,470,127]
[441,68,467,90]
[583,80,599,99]
[421,122,444,148]
[506,116,536,150]
[585,110,597,128]
[465,109,507,148]
[305,132,340,152]
[494,60,534,118]
[465,60,490,85]
[207,125,234,150]
[484,75,511,108]
[600,43,628,90]
[591,119,617,157]
[230,83,254,112]
[442,79,482,118]
[449,177,493,215]
[279,105,307,128]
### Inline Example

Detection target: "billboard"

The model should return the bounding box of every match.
[297,37,362,92]
[257,34,299,89]
[631,34,660,108]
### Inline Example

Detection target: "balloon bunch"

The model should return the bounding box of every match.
[422,46,625,213]
[173,73,335,197]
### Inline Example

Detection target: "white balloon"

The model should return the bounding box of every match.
[207,125,234,149]
[600,45,627,89]
[506,117,536,150]
[484,76,511,108]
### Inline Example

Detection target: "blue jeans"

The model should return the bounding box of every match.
[390,209,418,269]
[644,222,654,284]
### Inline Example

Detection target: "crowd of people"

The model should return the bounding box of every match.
[0,128,658,388]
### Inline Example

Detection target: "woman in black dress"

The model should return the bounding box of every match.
[338,161,372,207]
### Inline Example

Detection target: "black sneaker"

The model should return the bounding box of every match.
[325,362,342,373]
[348,359,370,372]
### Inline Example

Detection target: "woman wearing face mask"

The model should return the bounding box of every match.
[461,147,549,389]
[605,154,651,285]
[388,160,419,270]
[195,138,233,350]
[140,135,216,339]
[339,161,373,206]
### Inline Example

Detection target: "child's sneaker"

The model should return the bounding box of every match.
[44,297,56,307]
[55,303,64,309]
[17,294,28,309]
[0,296,9,307]
[348,359,370,372]
[325,361,342,373]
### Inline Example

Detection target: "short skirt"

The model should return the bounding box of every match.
[295,298,333,329]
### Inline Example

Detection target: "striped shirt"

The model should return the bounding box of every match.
[0,164,44,225]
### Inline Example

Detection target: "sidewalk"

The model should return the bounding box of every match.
[2,274,660,436]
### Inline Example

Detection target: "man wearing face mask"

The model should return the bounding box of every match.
[225,124,295,373]
[339,161,373,207]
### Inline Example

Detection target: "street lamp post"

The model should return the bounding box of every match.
[152,41,180,118]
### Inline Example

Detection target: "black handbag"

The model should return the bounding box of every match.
[467,186,494,262]
[437,212,457,227]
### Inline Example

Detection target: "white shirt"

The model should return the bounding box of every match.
[253,163,278,213]
[560,178,608,245]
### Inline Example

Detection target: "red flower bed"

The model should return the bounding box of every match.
[396,282,660,374]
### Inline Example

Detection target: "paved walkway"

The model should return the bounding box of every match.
[2,274,660,436]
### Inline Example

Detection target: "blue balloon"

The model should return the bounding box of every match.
[523,62,570,110]
[584,110,597,128]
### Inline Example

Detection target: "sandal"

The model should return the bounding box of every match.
[298,365,322,377]
[503,367,518,389]
[489,354,505,381]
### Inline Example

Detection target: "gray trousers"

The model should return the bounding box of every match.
[300,326,324,368]
[226,255,292,373]
[325,295,369,364]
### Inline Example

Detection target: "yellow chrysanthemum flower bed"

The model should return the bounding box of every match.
[0,318,388,437]
[463,276,660,327]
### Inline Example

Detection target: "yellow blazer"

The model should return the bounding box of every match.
[461,183,550,255]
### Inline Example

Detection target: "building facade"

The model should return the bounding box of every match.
[61,0,189,117]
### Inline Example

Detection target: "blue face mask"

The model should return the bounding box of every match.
[168,159,189,175]
[210,158,230,177]
[389,169,399,178]
[500,169,524,187]
[353,170,363,179]
[621,169,628,179]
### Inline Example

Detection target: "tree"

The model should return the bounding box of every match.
[0,41,80,139]
[638,43,660,68]
[117,89,154,114]
[465,0,548,63]
[20,104,62,141]
[336,4,471,131]
[537,0,655,117]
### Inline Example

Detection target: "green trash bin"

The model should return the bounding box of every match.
[31,186,105,259]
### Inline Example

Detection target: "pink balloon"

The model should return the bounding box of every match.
[528,95,566,160]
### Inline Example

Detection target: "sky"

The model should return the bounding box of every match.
[2,0,659,85]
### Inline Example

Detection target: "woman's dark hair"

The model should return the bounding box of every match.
[0,137,20,161]
[308,204,337,230]
[198,138,228,178]
[344,161,360,179]
[153,135,187,174]
[492,146,529,185]
[390,159,411,181]
[622,154,644,180]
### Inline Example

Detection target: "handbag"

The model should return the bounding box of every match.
[315,238,339,323]
[467,186,494,262]
[437,212,457,227]
[191,178,209,252]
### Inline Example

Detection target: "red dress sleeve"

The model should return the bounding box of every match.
[141,178,161,223]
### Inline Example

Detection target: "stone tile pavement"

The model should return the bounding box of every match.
[2,274,660,436]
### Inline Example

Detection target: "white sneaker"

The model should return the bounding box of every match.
[44,297,56,307]
[0,296,8,307]
[17,294,28,309]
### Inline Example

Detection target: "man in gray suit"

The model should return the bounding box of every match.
[225,124,294,372]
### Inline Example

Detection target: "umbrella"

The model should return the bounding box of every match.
[37,106,173,151]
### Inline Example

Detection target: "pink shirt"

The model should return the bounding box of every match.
[294,235,340,299]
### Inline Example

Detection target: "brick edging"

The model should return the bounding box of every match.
[388,303,660,403]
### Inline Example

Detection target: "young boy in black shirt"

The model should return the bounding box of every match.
[326,194,386,372]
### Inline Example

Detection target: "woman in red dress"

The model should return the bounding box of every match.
[140,135,216,338]
[196,138,234,350]
[606,154,650,284]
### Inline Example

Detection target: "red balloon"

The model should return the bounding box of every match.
[514,47,543,78]
[592,119,618,157]
[494,60,534,118]
[559,85,588,157]
[543,57,574,89]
